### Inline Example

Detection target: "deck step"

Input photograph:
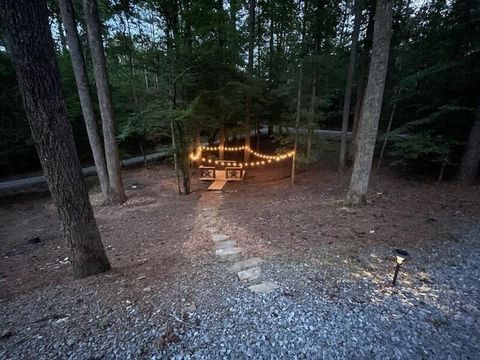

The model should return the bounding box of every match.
[208,180,227,191]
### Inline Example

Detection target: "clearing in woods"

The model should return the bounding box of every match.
[1,161,479,358]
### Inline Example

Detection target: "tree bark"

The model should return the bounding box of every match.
[306,37,318,163]
[144,65,149,90]
[219,126,225,159]
[291,66,303,184]
[306,72,316,163]
[458,103,480,183]
[339,0,362,172]
[346,0,393,206]
[377,86,401,169]
[244,0,256,163]
[59,0,109,198]
[1,0,111,278]
[82,0,126,204]
[171,68,191,195]
[349,80,365,161]
[229,0,238,65]
[125,15,137,104]
[348,0,375,162]
[57,14,67,53]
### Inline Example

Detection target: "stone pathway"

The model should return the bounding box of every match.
[198,192,279,294]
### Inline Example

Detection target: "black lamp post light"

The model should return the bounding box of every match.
[392,249,410,286]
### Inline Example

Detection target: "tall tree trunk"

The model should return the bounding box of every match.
[229,0,238,65]
[349,80,365,160]
[306,37,318,163]
[306,72,316,163]
[219,126,225,159]
[269,17,274,81]
[178,130,191,195]
[125,15,137,104]
[377,86,401,169]
[256,6,262,77]
[244,0,256,163]
[292,0,307,181]
[171,68,191,194]
[183,3,192,57]
[216,0,226,64]
[339,0,362,172]
[1,0,111,278]
[458,103,480,183]
[291,66,303,184]
[59,0,109,198]
[346,0,393,206]
[144,65,149,90]
[256,120,260,150]
[57,14,67,53]
[349,0,375,162]
[82,0,126,204]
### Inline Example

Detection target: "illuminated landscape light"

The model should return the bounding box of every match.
[392,249,411,286]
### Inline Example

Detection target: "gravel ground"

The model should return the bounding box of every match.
[1,220,479,359]
[156,221,480,360]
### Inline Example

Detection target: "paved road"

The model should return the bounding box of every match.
[0,151,169,193]
[0,129,348,193]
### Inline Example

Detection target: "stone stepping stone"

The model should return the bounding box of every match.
[237,267,261,281]
[212,234,229,242]
[215,247,241,257]
[229,258,263,273]
[248,282,279,294]
[215,240,237,250]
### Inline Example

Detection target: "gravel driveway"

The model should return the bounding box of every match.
[1,218,479,359]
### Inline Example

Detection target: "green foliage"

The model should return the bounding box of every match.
[0,53,35,175]
[377,0,480,176]
[1,0,479,181]
[384,106,472,167]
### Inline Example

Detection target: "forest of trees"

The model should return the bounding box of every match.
[1,0,479,272]
[0,0,478,182]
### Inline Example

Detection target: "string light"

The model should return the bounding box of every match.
[189,146,203,161]
[197,146,294,160]
[192,144,295,169]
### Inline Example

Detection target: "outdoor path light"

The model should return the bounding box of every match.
[392,249,410,286]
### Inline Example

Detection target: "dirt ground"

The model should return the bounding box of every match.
[1,160,479,301]
[1,159,480,358]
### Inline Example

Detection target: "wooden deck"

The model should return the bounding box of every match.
[199,164,245,191]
